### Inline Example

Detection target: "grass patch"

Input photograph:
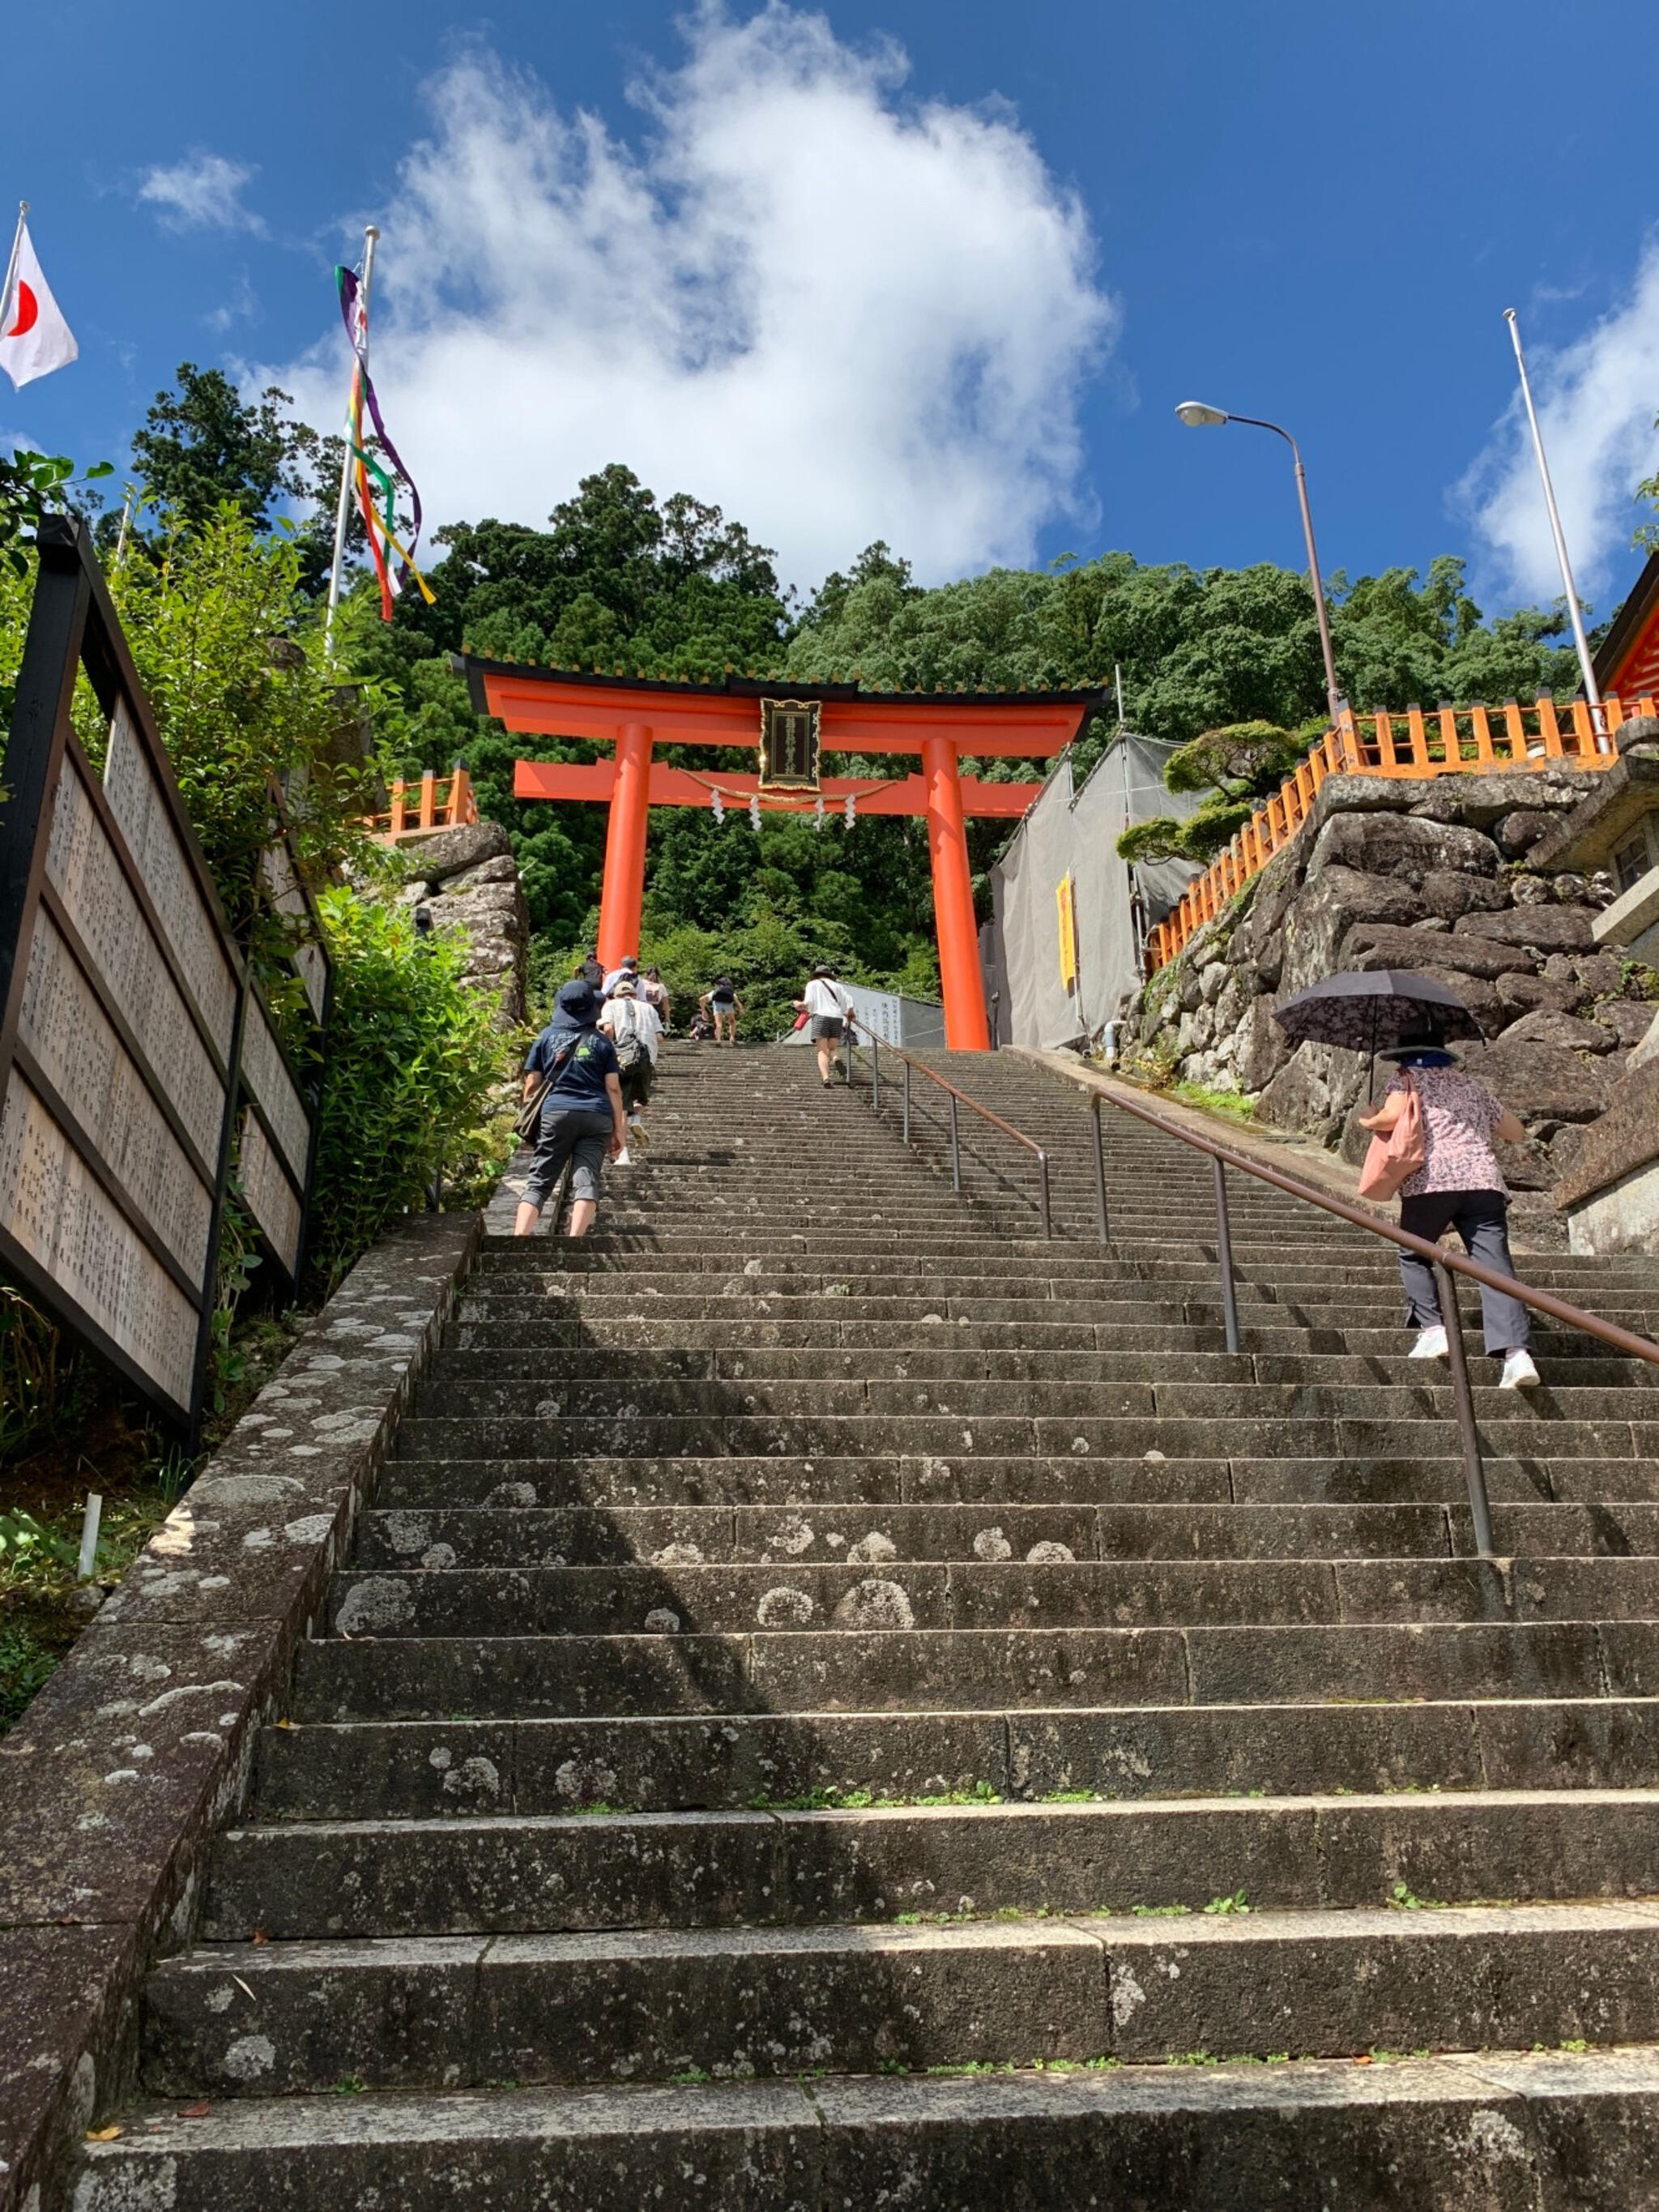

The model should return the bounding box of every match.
[1170,1083,1256,1122]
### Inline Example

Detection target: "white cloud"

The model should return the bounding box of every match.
[1459,240,1659,608]
[267,7,1115,588]
[139,152,265,234]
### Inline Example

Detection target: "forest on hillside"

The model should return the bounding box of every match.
[52,365,1599,1013]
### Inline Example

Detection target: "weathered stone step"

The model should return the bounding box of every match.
[375,1451,1656,1512]
[288,1618,1639,1723]
[323,1556,1659,1640]
[200,1787,1659,1940]
[252,1697,1659,1822]
[354,1498,1475,1569]
[431,1343,1656,1389]
[446,1313,1636,1361]
[392,1411,1659,1468]
[140,1902,1659,2096]
[73,2048,1659,2211]
[413,1375,1654,1425]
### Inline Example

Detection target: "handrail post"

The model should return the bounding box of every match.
[1435,1262,1495,1558]
[1037,1151,1051,1239]
[1090,1094,1110,1245]
[902,1056,911,1147]
[872,1031,880,1113]
[949,1094,961,1193]
[1213,1157,1240,1354]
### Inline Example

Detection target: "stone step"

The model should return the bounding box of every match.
[412,1376,1654,1424]
[322,1556,1659,1641]
[199,1787,1659,1941]
[391,1413,1659,1468]
[351,1499,1659,1571]
[140,1902,1659,2097]
[354,1499,1477,1569]
[251,1697,1659,1822]
[287,1619,1644,1723]
[71,2048,1659,2211]
[374,1453,1657,1512]
[426,1345,1659,1390]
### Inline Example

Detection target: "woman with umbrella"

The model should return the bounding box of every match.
[1273,973,1539,1390]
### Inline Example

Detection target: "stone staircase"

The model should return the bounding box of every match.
[75,1042,1659,2207]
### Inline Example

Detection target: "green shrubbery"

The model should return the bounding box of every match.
[306,889,510,1289]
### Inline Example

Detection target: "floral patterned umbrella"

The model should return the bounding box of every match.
[1272,969,1483,1096]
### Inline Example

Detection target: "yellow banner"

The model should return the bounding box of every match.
[1056,872,1078,991]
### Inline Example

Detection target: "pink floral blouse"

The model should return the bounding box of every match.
[1383,1065,1507,1198]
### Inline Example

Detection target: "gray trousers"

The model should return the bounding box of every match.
[1397,1189,1530,1355]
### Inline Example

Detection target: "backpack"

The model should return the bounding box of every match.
[609,1000,646,1073]
[1358,1074,1426,1201]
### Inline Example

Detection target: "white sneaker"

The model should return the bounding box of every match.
[1409,1326,1448,1361]
[1499,1349,1541,1390]
[614,1147,633,1168]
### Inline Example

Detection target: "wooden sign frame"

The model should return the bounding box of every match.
[0,517,327,1434]
[758,697,821,792]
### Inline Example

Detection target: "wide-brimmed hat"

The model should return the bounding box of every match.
[557,980,599,1023]
[1379,1027,1461,1063]
[612,977,638,997]
[812,963,834,978]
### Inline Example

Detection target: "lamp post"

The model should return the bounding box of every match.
[1175,400,1343,728]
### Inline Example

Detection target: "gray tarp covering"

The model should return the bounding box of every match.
[983,735,1204,1050]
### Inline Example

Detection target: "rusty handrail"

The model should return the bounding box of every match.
[1081,1074,1659,1558]
[847,1031,1051,1236]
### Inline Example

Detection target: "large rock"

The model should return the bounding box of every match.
[1307,811,1499,886]
[1631,1008,1659,1074]
[1451,905,1597,952]
[1595,999,1659,1048]
[1342,921,1533,980]
[1494,971,1584,1019]
[1255,1042,1366,1138]
[1233,995,1294,1091]
[1418,868,1509,921]
[1230,851,1306,990]
[1455,1037,1611,1123]
[1568,952,1624,996]
[1616,713,1659,756]
[1277,867,1424,993]
[1496,1009,1618,1055]
[406,820,513,883]
[1493,808,1557,857]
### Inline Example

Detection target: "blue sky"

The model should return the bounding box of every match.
[6,0,1658,621]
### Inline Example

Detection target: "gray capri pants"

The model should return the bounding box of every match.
[524,1106,612,1210]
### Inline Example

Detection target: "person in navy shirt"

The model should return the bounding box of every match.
[513,982,628,1236]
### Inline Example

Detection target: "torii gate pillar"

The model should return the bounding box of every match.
[922,733,990,1051]
[595,721,652,971]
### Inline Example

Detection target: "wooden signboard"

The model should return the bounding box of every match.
[0,517,326,1428]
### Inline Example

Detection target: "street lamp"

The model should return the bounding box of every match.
[1175,400,1343,728]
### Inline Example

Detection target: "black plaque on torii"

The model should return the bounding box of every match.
[758,697,821,792]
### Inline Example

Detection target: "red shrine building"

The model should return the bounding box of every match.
[1597,549,1659,707]
[456,656,1107,1050]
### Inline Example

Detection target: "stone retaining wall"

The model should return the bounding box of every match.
[0,1211,482,2212]
[394,821,530,1028]
[1120,768,1659,1235]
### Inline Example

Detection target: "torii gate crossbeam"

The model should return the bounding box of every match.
[457,656,1107,1050]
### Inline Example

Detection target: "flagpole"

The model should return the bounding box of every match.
[324,222,379,660]
[1503,305,1606,745]
[1,203,28,329]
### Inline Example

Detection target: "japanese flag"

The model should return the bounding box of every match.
[0,221,78,390]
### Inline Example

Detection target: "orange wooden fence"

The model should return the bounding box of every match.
[1144,694,1657,972]
[364,765,478,843]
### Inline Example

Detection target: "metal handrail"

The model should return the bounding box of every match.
[847,1030,1051,1237]
[1081,1077,1659,1558]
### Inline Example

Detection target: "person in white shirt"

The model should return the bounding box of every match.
[795,963,857,1087]
[601,954,640,1000]
[598,977,663,1162]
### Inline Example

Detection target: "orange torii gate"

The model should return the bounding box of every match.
[457,657,1107,1049]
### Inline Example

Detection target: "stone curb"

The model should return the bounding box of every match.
[0,1210,483,2212]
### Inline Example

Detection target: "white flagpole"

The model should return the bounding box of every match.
[0,202,28,331]
[1503,305,1606,744]
[324,223,379,660]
